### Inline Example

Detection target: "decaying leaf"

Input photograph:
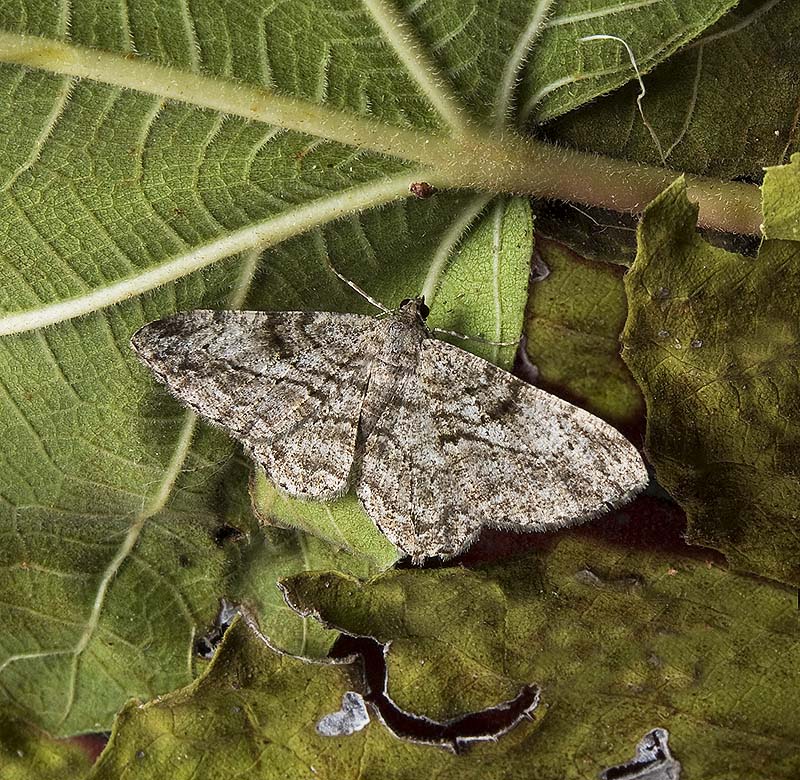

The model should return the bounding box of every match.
[523,238,644,431]
[94,530,799,777]
[89,617,547,779]
[283,533,800,778]
[0,710,92,780]
[623,178,800,585]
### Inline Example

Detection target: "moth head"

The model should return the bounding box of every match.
[399,297,430,322]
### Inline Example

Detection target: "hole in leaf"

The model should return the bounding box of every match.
[329,633,539,753]
[194,599,239,659]
[214,524,245,546]
[601,728,681,780]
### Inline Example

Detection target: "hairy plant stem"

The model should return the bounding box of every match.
[430,132,762,235]
[0,32,763,236]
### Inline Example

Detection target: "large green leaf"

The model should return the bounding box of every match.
[91,536,800,779]
[623,178,800,585]
[0,0,763,738]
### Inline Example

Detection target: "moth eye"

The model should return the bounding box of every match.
[399,298,411,307]
[418,302,430,319]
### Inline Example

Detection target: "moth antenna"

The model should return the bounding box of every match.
[325,257,390,313]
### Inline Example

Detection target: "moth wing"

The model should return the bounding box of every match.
[357,337,647,559]
[131,309,378,499]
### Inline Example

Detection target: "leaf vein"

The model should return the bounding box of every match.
[360,0,468,133]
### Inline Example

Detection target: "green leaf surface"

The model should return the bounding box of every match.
[227,526,380,658]
[251,469,401,571]
[0,710,92,779]
[287,568,524,723]
[289,534,800,778]
[523,238,644,430]
[518,0,738,124]
[0,0,546,735]
[547,0,800,179]
[89,617,365,780]
[89,535,800,777]
[623,178,800,585]
[763,152,800,240]
[0,421,234,736]
[91,616,549,780]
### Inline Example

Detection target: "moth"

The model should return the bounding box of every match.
[131,300,647,560]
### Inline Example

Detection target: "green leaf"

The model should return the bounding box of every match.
[90,535,800,777]
[518,0,739,124]
[547,0,800,179]
[0,422,234,736]
[283,534,800,778]
[622,178,800,585]
[0,0,758,737]
[523,238,644,430]
[286,567,524,722]
[89,616,361,779]
[763,152,800,240]
[89,616,546,780]
[226,526,380,657]
[251,469,401,571]
[537,0,800,263]
[0,710,92,780]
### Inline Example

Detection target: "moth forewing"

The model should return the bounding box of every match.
[131,301,648,560]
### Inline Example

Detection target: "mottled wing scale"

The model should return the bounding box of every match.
[131,310,378,499]
[134,303,648,560]
[358,338,648,559]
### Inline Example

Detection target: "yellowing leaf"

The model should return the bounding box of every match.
[623,178,800,585]
[89,536,800,778]
[524,238,644,430]
[763,152,800,241]
[285,534,800,778]
[0,710,92,780]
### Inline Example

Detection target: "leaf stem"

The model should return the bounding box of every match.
[0,32,763,235]
[444,132,763,235]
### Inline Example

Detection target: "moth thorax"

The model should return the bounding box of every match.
[380,313,425,366]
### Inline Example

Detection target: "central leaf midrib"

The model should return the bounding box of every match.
[0,31,763,236]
